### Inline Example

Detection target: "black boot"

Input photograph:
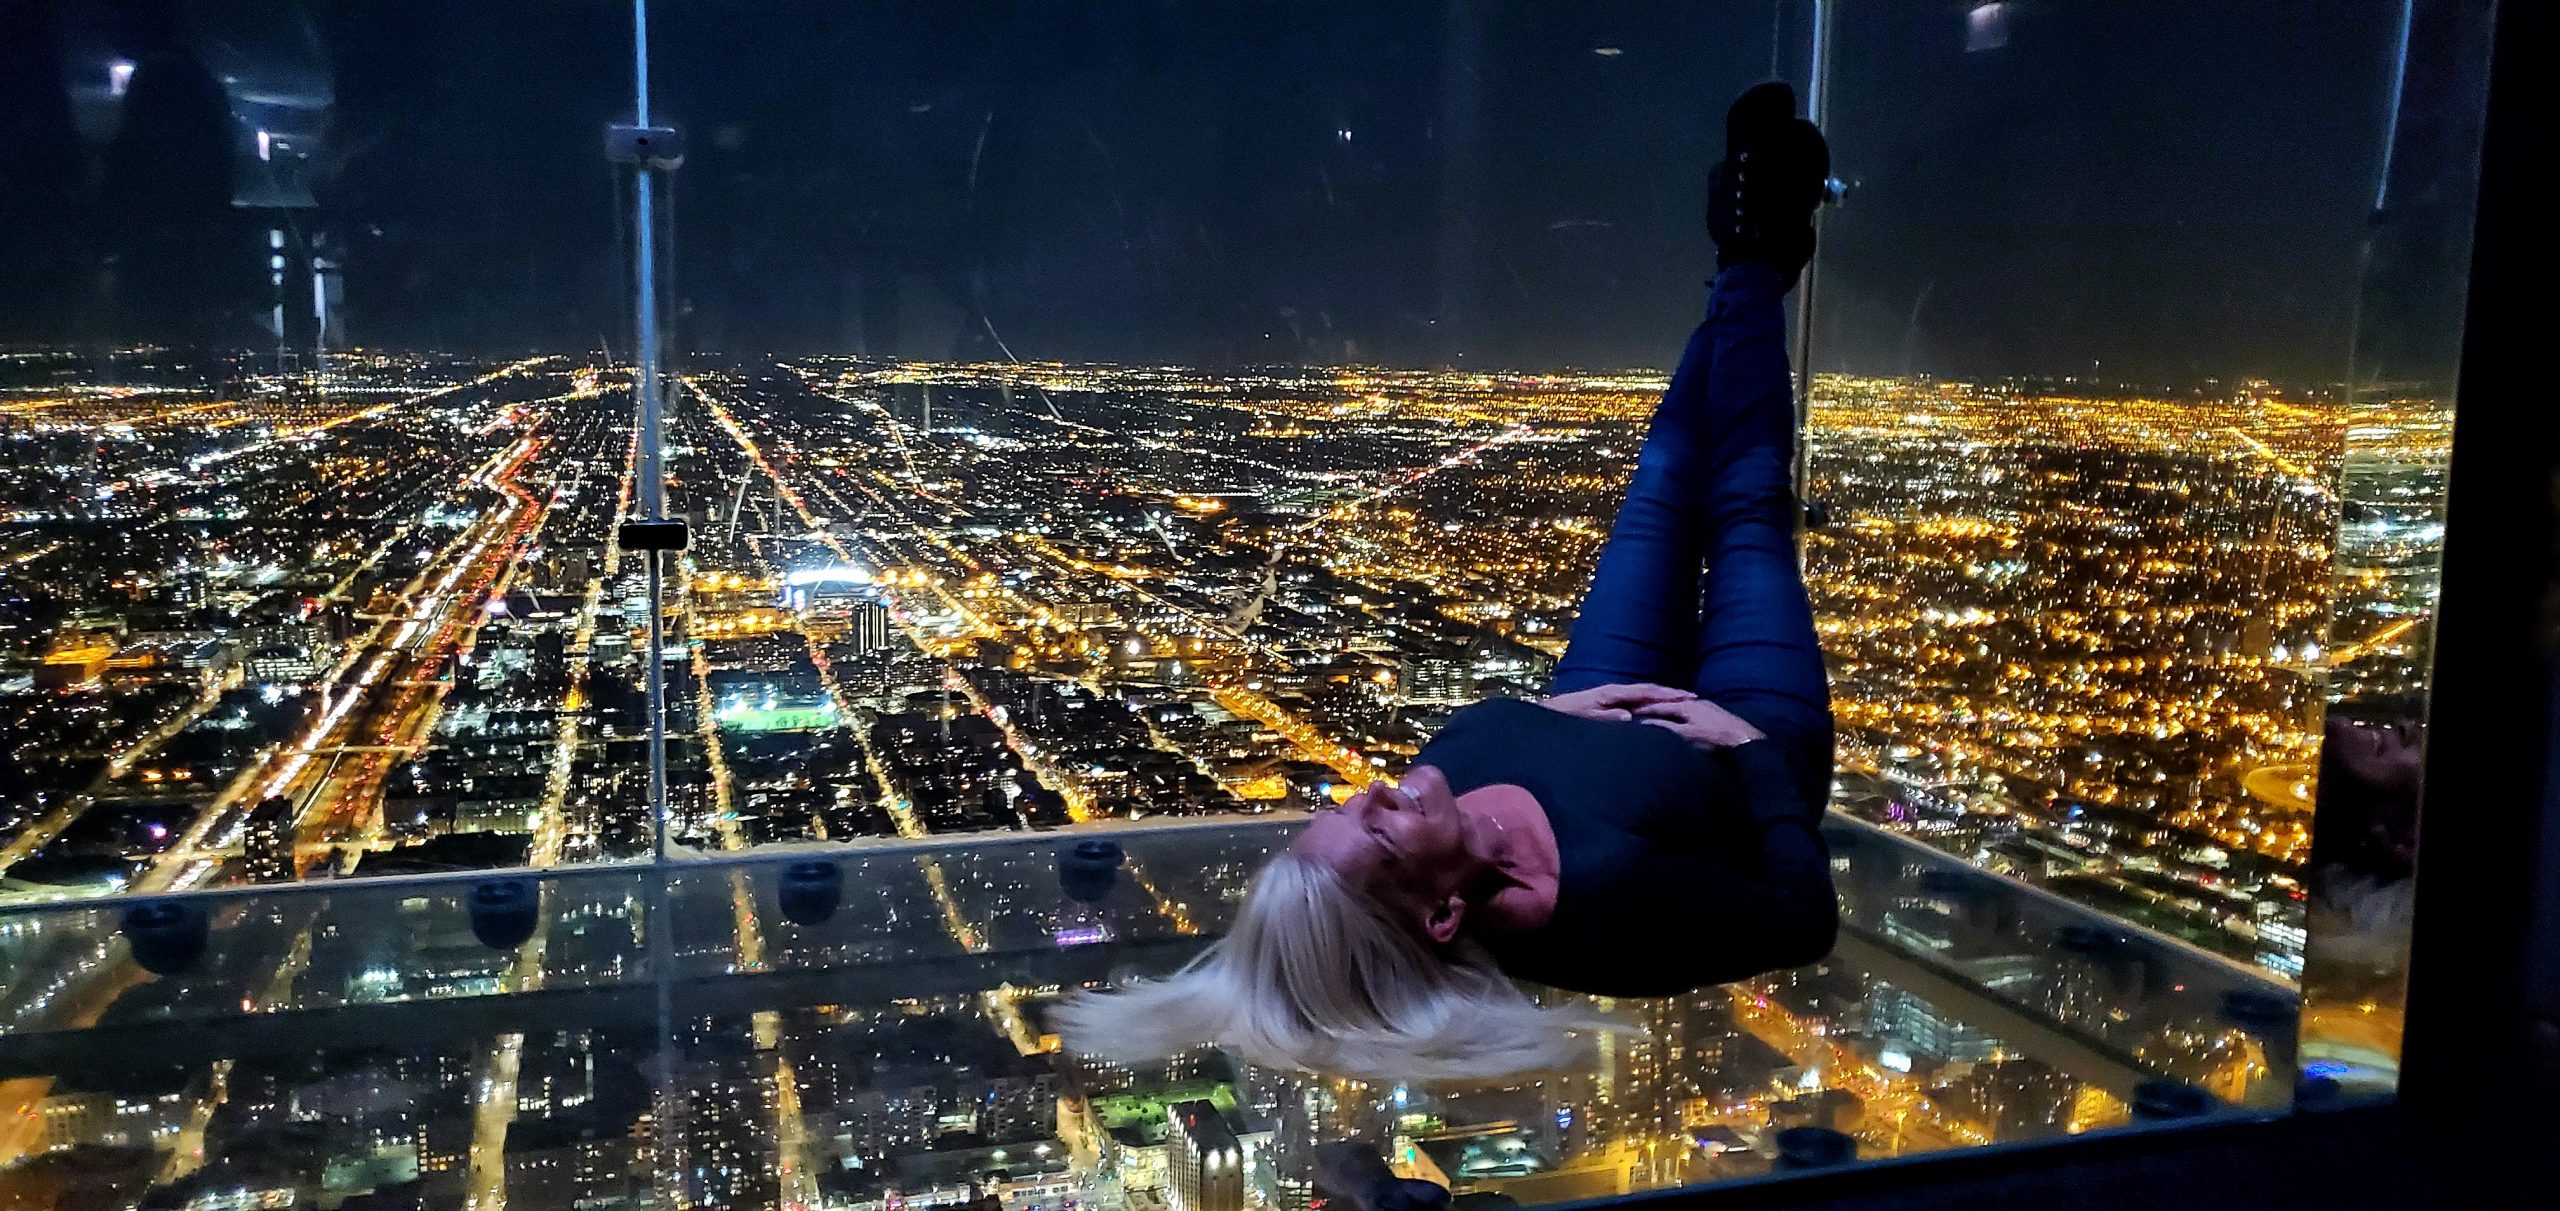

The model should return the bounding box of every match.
[1707,82,1829,283]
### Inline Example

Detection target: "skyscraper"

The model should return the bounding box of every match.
[850,600,893,656]
[1166,1100,1244,1211]
[244,794,294,883]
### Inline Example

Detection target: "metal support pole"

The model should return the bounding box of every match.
[620,2,687,1198]
[633,7,669,867]
[1789,0,1833,500]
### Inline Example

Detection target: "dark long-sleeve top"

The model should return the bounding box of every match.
[1412,698,1837,997]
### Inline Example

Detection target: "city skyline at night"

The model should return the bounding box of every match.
[0,350,2441,954]
[0,344,2402,1210]
[0,1,2485,1207]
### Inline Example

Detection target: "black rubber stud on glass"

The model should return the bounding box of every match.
[2055,923,2126,955]
[121,901,211,976]
[1918,869,1993,908]
[2218,986,2301,1062]
[778,860,844,926]
[1059,838,1125,904]
[1916,868,2004,931]
[2130,1079,2217,1122]
[467,878,540,951]
[2294,1074,2344,1111]
[1773,1126,1856,1170]
[2218,987,2297,1028]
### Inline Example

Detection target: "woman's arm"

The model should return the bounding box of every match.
[1541,682,1694,723]
[1633,697,1764,748]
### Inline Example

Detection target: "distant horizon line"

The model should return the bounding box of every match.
[0,343,2448,397]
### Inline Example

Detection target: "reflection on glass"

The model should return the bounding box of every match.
[1,3,638,893]
[1805,0,2481,1018]
[2297,2,2491,1101]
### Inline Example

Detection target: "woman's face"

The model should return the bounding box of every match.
[1290,765,1469,897]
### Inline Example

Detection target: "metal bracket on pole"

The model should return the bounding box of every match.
[605,124,685,171]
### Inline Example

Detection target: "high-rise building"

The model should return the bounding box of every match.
[417,1115,470,1175]
[1865,981,2003,1067]
[244,794,295,882]
[245,638,324,685]
[849,599,893,655]
[503,1118,644,1210]
[668,1057,779,1209]
[979,1072,1060,1143]
[1166,1100,1244,1211]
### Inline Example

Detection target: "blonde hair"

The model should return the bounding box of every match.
[1051,850,1627,1082]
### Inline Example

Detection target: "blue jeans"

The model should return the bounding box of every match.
[1549,262,1834,805]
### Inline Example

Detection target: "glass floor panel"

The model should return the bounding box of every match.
[0,817,2295,1209]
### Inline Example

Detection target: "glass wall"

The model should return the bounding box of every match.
[641,0,1805,854]
[1806,0,2484,1094]
[0,1,642,901]
[0,1,2500,1207]
[2293,1,2491,1099]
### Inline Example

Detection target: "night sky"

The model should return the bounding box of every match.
[0,1,2449,381]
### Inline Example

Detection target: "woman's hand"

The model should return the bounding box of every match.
[1539,682,1695,722]
[1634,697,1765,750]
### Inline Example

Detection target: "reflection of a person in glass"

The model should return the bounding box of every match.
[1061,85,1839,1080]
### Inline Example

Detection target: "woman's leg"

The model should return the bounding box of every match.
[1684,262,1833,812]
[1554,77,1827,703]
[1548,298,1727,695]
[1551,257,1798,694]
